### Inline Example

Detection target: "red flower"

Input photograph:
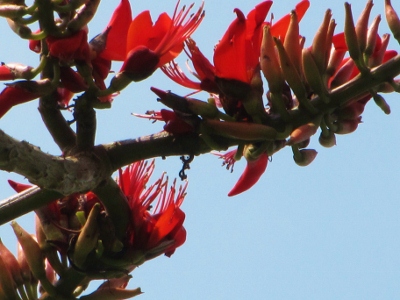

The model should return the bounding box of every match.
[7,180,32,193]
[126,2,204,67]
[269,0,310,41]
[228,152,268,196]
[215,150,269,196]
[214,1,273,83]
[118,160,187,258]
[0,86,39,118]
[162,39,219,94]
[163,1,309,93]
[134,108,194,135]
[99,0,132,61]
[0,65,14,81]
[99,0,204,80]
[46,30,91,62]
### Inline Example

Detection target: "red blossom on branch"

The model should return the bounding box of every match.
[46,30,91,62]
[100,0,204,80]
[0,86,39,118]
[118,160,187,258]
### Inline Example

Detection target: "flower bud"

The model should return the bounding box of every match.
[187,98,219,118]
[0,85,41,118]
[203,119,277,141]
[369,34,394,68]
[319,130,336,147]
[302,48,327,99]
[0,239,24,287]
[287,118,320,146]
[67,0,101,32]
[335,116,361,134]
[355,0,373,53]
[0,255,18,299]
[73,203,100,269]
[344,3,362,63]
[11,221,46,281]
[275,37,318,114]
[385,0,400,43]
[336,101,365,120]
[228,151,269,197]
[311,9,332,74]
[373,93,391,114]
[151,87,190,114]
[0,4,26,18]
[293,148,318,166]
[365,15,381,59]
[60,66,88,93]
[275,37,306,100]
[284,10,302,75]
[6,18,32,39]
[261,26,284,93]
[16,241,33,284]
[120,46,159,82]
[1,63,34,80]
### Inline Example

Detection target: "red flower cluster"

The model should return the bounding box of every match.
[8,159,187,261]
[118,160,187,258]
[99,0,204,81]
[163,0,309,92]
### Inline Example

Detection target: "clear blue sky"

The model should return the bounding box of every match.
[0,1,400,299]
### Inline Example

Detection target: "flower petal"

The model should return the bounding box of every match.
[100,0,132,61]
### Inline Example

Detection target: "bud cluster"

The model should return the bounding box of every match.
[154,0,400,194]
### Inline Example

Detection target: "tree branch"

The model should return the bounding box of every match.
[0,186,62,225]
[100,131,234,171]
[0,130,111,195]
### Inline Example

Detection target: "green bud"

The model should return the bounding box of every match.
[203,119,277,141]
[11,221,46,281]
[0,254,19,299]
[6,18,32,39]
[187,98,219,118]
[73,203,100,269]
[287,117,321,146]
[0,4,26,18]
[373,93,391,114]
[67,0,101,32]
[385,0,400,44]
[319,131,336,148]
[293,148,318,166]
[355,0,373,53]
[261,26,284,93]
[311,9,332,74]
[302,48,328,102]
[275,38,318,114]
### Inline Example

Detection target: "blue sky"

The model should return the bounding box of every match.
[0,0,400,299]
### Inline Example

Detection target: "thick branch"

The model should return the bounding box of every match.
[0,130,111,195]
